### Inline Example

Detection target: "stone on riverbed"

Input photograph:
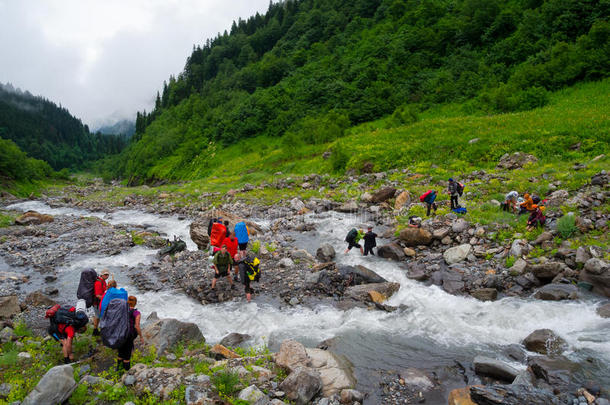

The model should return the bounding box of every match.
[344,282,400,303]
[142,318,205,355]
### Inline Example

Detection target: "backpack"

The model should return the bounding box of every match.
[532,195,541,204]
[100,288,128,318]
[234,221,249,244]
[345,228,358,243]
[210,222,227,248]
[452,207,467,214]
[100,298,130,349]
[76,268,98,308]
[245,255,261,282]
[419,190,432,202]
[457,182,465,196]
[207,218,215,236]
[49,305,89,329]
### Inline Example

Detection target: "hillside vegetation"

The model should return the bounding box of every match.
[102,0,609,182]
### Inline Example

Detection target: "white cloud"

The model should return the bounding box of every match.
[0,0,271,127]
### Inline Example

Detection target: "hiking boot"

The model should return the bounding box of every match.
[92,328,100,336]
[230,284,235,290]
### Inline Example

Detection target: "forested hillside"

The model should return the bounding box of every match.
[0,83,128,170]
[107,0,609,182]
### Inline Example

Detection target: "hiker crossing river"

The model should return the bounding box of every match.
[4,200,610,402]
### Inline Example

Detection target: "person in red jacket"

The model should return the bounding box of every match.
[92,269,110,336]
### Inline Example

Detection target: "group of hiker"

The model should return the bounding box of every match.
[420,177,466,216]
[207,217,261,302]
[46,269,142,371]
[503,191,547,231]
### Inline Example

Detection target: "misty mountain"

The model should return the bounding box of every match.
[95,119,135,137]
[0,82,128,170]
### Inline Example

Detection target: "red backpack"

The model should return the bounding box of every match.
[419,190,432,202]
[210,223,227,248]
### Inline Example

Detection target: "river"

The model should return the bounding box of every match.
[5,201,610,402]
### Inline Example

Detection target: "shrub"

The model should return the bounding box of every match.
[557,214,578,239]
[505,256,516,268]
[390,104,419,127]
[251,240,261,254]
[211,369,240,396]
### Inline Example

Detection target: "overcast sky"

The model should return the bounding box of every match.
[0,0,271,128]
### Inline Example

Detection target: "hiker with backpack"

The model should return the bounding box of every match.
[527,206,546,231]
[46,304,88,364]
[211,244,234,290]
[503,190,519,213]
[100,280,128,318]
[115,296,142,372]
[92,269,110,336]
[344,228,364,255]
[420,190,438,216]
[234,221,249,252]
[237,253,261,302]
[363,226,377,256]
[519,193,535,214]
[447,178,462,210]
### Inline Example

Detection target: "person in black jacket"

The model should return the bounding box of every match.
[363,226,377,256]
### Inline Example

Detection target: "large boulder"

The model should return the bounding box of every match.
[377,243,406,261]
[399,227,433,246]
[510,239,529,258]
[14,211,54,226]
[597,302,610,318]
[338,265,387,284]
[533,284,578,301]
[279,366,322,405]
[579,258,610,297]
[238,385,267,404]
[452,218,469,234]
[470,288,498,301]
[21,365,76,405]
[306,348,356,397]
[316,244,336,262]
[344,282,400,302]
[394,191,410,210]
[0,295,20,319]
[470,384,558,405]
[219,333,251,348]
[142,318,205,355]
[473,356,519,382]
[528,262,563,281]
[189,221,210,250]
[371,187,396,203]
[448,386,481,405]
[444,244,472,265]
[496,152,538,170]
[274,339,310,372]
[522,329,566,355]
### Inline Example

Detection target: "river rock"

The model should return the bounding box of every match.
[528,262,563,281]
[0,295,20,319]
[407,265,428,281]
[452,218,469,233]
[210,344,241,359]
[470,384,557,405]
[531,232,553,246]
[510,239,529,258]
[442,270,465,294]
[361,192,373,203]
[496,152,538,170]
[275,339,310,372]
[444,244,472,264]
[189,221,210,250]
[290,198,306,212]
[122,363,183,401]
[336,201,358,213]
[21,365,76,405]
[305,348,356,397]
[15,210,54,226]
[291,249,316,263]
[316,244,336,262]
[448,386,481,405]
[340,388,365,403]
[394,191,410,210]
[0,327,15,343]
[344,282,400,302]
[24,291,56,307]
[377,243,406,261]
[400,368,434,391]
[219,333,251,348]
[591,171,608,186]
[528,356,577,390]
[238,385,267,403]
[399,227,433,246]
[279,366,322,405]
[597,303,610,318]
[473,356,519,382]
[338,265,387,284]
[575,247,591,265]
[279,257,294,268]
[371,187,396,203]
[142,318,205,355]
[522,329,566,355]
[579,258,610,297]
[470,288,498,301]
[533,284,578,300]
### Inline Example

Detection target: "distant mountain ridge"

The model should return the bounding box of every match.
[95,119,135,137]
[0,82,127,170]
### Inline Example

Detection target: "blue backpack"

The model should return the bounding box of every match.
[452,207,467,214]
[234,221,249,243]
[100,287,128,318]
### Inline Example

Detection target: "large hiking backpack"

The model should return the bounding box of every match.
[48,305,89,329]
[532,195,541,204]
[245,255,261,282]
[234,221,249,244]
[100,288,128,318]
[100,298,130,349]
[345,228,358,243]
[76,268,98,308]
[419,190,432,202]
[210,222,227,247]
[457,182,465,196]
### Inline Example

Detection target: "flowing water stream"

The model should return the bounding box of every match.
[6,201,610,401]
